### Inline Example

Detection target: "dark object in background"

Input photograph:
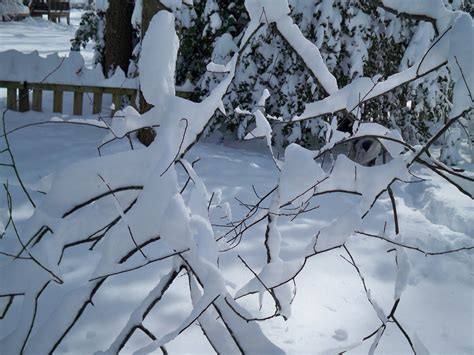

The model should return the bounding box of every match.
[29,0,49,16]
[137,127,156,147]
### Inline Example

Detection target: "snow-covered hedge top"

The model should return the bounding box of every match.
[0,0,29,17]
[0,50,137,88]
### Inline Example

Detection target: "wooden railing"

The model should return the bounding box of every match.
[47,0,70,24]
[1,80,196,115]
[1,80,137,115]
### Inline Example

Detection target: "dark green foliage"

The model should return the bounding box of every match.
[70,7,98,51]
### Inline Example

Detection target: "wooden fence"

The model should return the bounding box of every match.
[1,80,137,116]
[1,80,196,115]
[29,0,71,24]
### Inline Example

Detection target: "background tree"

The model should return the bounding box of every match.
[103,0,134,76]
[71,0,472,154]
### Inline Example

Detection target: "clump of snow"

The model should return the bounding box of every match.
[244,110,272,147]
[278,143,324,207]
[95,0,109,11]
[394,234,411,300]
[382,0,451,30]
[162,0,182,10]
[276,16,338,94]
[131,0,142,28]
[138,11,179,107]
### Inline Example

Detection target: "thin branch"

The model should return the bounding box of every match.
[161,118,188,177]
[454,56,473,102]
[356,231,474,255]
[62,185,142,218]
[97,174,147,259]
[1,110,36,207]
[236,255,281,313]
[416,25,452,76]
[387,186,399,235]
[88,249,188,282]
[392,315,416,354]
[4,184,63,284]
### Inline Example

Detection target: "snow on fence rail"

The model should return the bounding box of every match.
[0,50,194,115]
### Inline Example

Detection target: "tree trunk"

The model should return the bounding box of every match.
[103,0,134,77]
[141,0,168,35]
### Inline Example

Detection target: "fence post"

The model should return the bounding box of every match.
[7,88,17,111]
[73,91,83,116]
[18,84,30,112]
[53,90,63,113]
[93,93,102,114]
[32,89,43,112]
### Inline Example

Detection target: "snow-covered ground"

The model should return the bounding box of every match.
[0,13,473,355]
[0,10,94,66]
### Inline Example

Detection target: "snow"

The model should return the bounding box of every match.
[0,50,135,88]
[0,110,473,353]
[0,0,28,18]
[131,0,142,28]
[161,0,182,11]
[276,16,338,95]
[209,12,222,32]
[393,234,411,300]
[244,109,272,147]
[0,6,473,355]
[0,11,95,66]
[244,0,338,95]
[138,11,178,106]
[95,0,109,12]
[278,143,324,207]
[382,0,452,30]
[293,7,474,122]
[245,0,290,23]
[234,259,304,299]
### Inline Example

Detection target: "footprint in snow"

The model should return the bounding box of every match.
[332,328,348,341]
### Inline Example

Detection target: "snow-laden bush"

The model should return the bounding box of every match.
[175,0,471,149]
[71,7,99,52]
[71,3,107,68]
[0,0,472,353]
[71,0,471,152]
